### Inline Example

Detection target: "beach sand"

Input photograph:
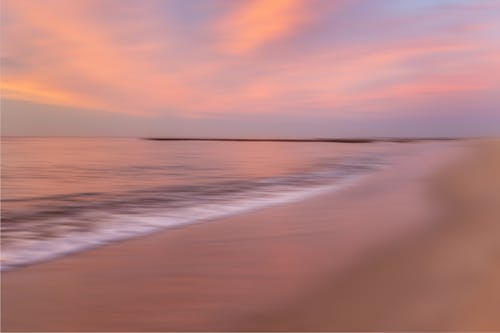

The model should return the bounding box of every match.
[2,141,500,331]
[246,140,500,331]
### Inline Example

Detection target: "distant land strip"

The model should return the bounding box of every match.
[143,137,459,143]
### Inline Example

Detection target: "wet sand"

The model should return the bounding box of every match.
[2,141,499,331]
[247,140,500,331]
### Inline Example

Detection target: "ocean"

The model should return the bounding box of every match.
[1,137,414,270]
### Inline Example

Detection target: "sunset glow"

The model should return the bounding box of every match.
[2,0,499,136]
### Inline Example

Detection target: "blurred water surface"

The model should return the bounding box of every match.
[1,137,401,269]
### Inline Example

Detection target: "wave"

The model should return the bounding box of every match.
[1,154,386,270]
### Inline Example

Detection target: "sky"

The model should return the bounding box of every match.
[1,0,499,137]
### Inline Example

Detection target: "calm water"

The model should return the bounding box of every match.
[1,137,407,269]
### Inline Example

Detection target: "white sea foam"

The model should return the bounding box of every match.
[1,171,369,271]
[3,138,433,271]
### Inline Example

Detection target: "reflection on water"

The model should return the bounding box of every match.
[1,137,402,269]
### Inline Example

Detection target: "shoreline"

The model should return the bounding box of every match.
[1,146,391,272]
[0,173,366,272]
[3,141,490,331]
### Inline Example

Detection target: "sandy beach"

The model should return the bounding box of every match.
[2,141,500,331]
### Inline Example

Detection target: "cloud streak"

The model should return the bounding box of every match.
[215,0,310,55]
[1,0,499,135]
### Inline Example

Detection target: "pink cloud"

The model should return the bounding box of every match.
[1,0,499,121]
[214,0,312,55]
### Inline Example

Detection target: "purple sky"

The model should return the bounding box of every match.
[2,0,499,137]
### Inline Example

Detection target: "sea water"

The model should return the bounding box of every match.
[1,137,412,270]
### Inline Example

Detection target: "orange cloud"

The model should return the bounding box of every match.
[2,0,499,121]
[2,80,88,108]
[2,0,191,115]
[216,0,309,55]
